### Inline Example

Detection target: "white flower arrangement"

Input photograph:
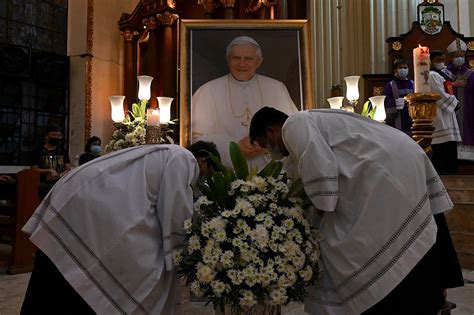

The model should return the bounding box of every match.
[176,142,322,313]
[105,100,175,152]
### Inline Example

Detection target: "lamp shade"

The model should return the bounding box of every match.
[327,96,344,109]
[137,75,153,101]
[157,97,173,124]
[109,95,125,122]
[369,95,387,122]
[344,76,360,102]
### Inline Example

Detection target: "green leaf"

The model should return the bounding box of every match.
[130,103,140,118]
[139,99,147,118]
[258,160,282,177]
[212,156,230,174]
[229,142,248,180]
[288,178,305,198]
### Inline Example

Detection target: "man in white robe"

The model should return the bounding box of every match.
[429,49,461,174]
[249,107,458,314]
[21,144,199,314]
[191,36,299,169]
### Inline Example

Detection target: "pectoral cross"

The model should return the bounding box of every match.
[241,108,252,127]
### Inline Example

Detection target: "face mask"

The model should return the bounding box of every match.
[434,63,445,71]
[90,145,102,155]
[267,144,284,161]
[453,57,465,67]
[397,68,409,78]
[48,138,60,146]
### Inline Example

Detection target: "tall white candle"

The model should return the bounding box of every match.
[147,109,160,126]
[413,45,431,93]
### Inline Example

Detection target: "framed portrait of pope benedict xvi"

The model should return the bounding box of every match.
[179,19,314,149]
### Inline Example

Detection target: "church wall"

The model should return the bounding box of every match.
[308,0,470,108]
[67,0,138,165]
[67,0,88,166]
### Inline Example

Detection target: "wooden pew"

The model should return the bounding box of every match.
[0,169,41,274]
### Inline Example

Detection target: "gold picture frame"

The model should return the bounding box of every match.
[179,19,314,147]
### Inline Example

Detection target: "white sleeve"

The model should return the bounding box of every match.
[429,71,458,112]
[157,149,198,271]
[282,113,339,212]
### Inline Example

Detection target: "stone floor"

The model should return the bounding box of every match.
[0,243,473,314]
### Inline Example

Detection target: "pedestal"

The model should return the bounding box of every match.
[405,92,441,156]
[146,125,161,144]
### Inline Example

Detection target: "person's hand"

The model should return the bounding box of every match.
[452,79,466,88]
[238,137,267,158]
[395,98,405,110]
[0,175,14,183]
[46,170,60,182]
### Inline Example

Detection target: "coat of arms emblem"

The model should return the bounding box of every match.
[419,3,444,35]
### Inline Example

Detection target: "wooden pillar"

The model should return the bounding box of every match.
[275,0,288,19]
[156,11,179,116]
[220,0,237,19]
[121,29,138,113]
[198,0,218,18]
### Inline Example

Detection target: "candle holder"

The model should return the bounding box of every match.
[405,92,441,155]
[145,125,161,144]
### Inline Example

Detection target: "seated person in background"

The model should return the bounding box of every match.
[79,136,102,166]
[187,140,221,177]
[31,124,71,199]
[21,144,199,315]
[0,175,14,183]
[429,50,461,174]
[383,59,414,134]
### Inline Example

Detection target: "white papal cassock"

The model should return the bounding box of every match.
[23,145,199,315]
[192,73,298,169]
[281,110,453,314]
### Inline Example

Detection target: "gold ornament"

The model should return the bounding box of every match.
[467,41,474,51]
[392,41,402,51]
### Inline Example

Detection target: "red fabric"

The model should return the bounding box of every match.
[444,80,454,95]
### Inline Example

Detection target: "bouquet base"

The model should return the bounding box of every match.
[214,303,281,315]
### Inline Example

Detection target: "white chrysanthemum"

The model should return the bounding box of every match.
[239,290,257,307]
[250,176,267,191]
[299,265,313,281]
[230,179,246,190]
[188,235,201,253]
[283,218,294,230]
[113,139,125,150]
[227,269,243,285]
[251,224,269,249]
[215,230,226,242]
[201,225,210,237]
[183,219,193,233]
[221,210,232,218]
[208,217,226,231]
[255,213,265,222]
[194,196,213,211]
[220,250,234,267]
[211,280,227,297]
[196,264,215,284]
[263,216,274,228]
[190,281,204,297]
[172,250,182,264]
[270,288,288,305]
